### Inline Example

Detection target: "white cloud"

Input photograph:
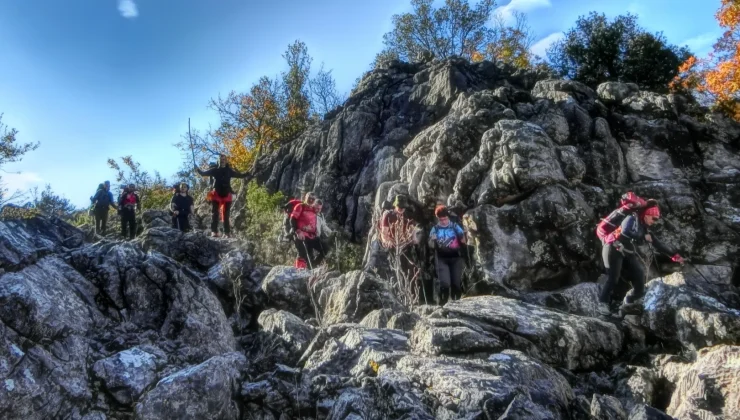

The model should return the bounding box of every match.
[118,0,138,19]
[530,32,564,59]
[681,32,720,56]
[2,172,43,194]
[495,0,552,22]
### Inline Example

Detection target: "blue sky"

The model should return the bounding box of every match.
[0,0,724,208]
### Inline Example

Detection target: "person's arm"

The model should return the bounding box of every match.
[617,216,638,252]
[290,204,303,238]
[230,168,252,179]
[188,196,195,215]
[455,224,466,244]
[196,167,216,177]
[109,192,117,210]
[428,227,437,248]
[648,232,683,263]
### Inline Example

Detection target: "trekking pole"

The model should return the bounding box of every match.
[302,240,314,271]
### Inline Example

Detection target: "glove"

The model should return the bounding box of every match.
[671,254,685,264]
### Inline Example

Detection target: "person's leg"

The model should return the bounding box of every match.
[223,202,232,235]
[121,211,128,238]
[211,202,220,234]
[436,257,452,306]
[130,211,137,239]
[101,210,109,234]
[294,238,310,268]
[179,215,190,232]
[450,257,464,301]
[308,237,326,266]
[599,245,624,303]
[622,254,646,304]
[95,209,103,233]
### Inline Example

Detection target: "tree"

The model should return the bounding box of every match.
[281,40,313,139]
[309,63,345,117]
[107,156,172,210]
[671,0,740,120]
[381,0,496,62]
[0,113,39,205]
[208,76,283,171]
[547,12,690,91]
[476,11,536,68]
[27,184,76,218]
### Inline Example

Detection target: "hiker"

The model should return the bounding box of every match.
[289,192,325,269]
[280,196,304,243]
[195,154,250,238]
[91,181,117,235]
[170,182,194,232]
[429,205,466,305]
[169,183,181,228]
[118,183,140,240]
[380,195,430,301]
[598,202,685,316]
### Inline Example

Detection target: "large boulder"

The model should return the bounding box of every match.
[414,296,623,370]
[258,309,316,354]
[0,216,85,271]
[135,352,246,420]
[92,346,167,405]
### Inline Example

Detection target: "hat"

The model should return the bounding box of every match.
[393,195,408,208]
[643,206,660,218]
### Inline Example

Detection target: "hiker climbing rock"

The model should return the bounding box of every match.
[598,201,684,317]
[170,182,194,232]
[289,192,325,269]
[90,181,117,235]
[429,205,466,305]
[118,183,140,240]
[195,154,250,238]
[380,195,429,302]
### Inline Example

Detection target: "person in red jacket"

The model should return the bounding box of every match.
[289,192,325,269]
[118,183,140,240]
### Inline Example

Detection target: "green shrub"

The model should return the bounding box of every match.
[243,181,293,266]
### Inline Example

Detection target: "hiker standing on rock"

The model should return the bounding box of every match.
[170,182,194,233]
[118,183,140,240]
[598,202,685,316]
[290,192,325,269]
[429,205,466,305]
[91,181,117,235]
[195,154,250,238]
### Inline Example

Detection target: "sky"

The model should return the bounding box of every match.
[0,0,725,208]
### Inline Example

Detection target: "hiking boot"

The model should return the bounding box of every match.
[597,303,612,317]
[619,302,643,316]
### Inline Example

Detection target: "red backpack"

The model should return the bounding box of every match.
[596,192,647,241]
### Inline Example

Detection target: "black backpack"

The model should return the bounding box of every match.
[95,189,111,208]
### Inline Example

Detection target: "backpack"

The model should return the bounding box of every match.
[95,189,111,208]
[596,191,646,241]
[281,198,302,238]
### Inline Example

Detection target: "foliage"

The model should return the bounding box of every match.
[187,41,343,173]
[26,184,77,219]
[0,114,39,205]
[671,0,740,120]
[377,209,422,308]
[547,12,691,91]
[381,0,496,62]
[242,180,293,266]
[474,11,536,68]
[309,63,345,117]
[107,156,172,210]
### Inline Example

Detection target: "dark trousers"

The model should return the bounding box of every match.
[121,209,137,240]
[94,207,109,234]
[294,237,326,268]
[211,201,232,234]
[600,244,646,304]
[436,255,464,305]
[175,214,190,232]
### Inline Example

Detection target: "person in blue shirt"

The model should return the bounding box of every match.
[90,180,117,235]
[429,205,467,305]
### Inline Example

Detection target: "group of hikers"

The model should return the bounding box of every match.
[88,153,691,316]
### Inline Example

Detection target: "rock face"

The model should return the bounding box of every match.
[3,57,740,420]
[252,59,739,295]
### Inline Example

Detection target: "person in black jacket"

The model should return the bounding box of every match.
[598,204,685,316]
[118,183,140,240]
[91,181,117,235]
[195,155,250,237]
[170,182,195,232]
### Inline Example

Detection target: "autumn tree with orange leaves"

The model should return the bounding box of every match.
[671,0,740,120]
[180,40,341,174]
